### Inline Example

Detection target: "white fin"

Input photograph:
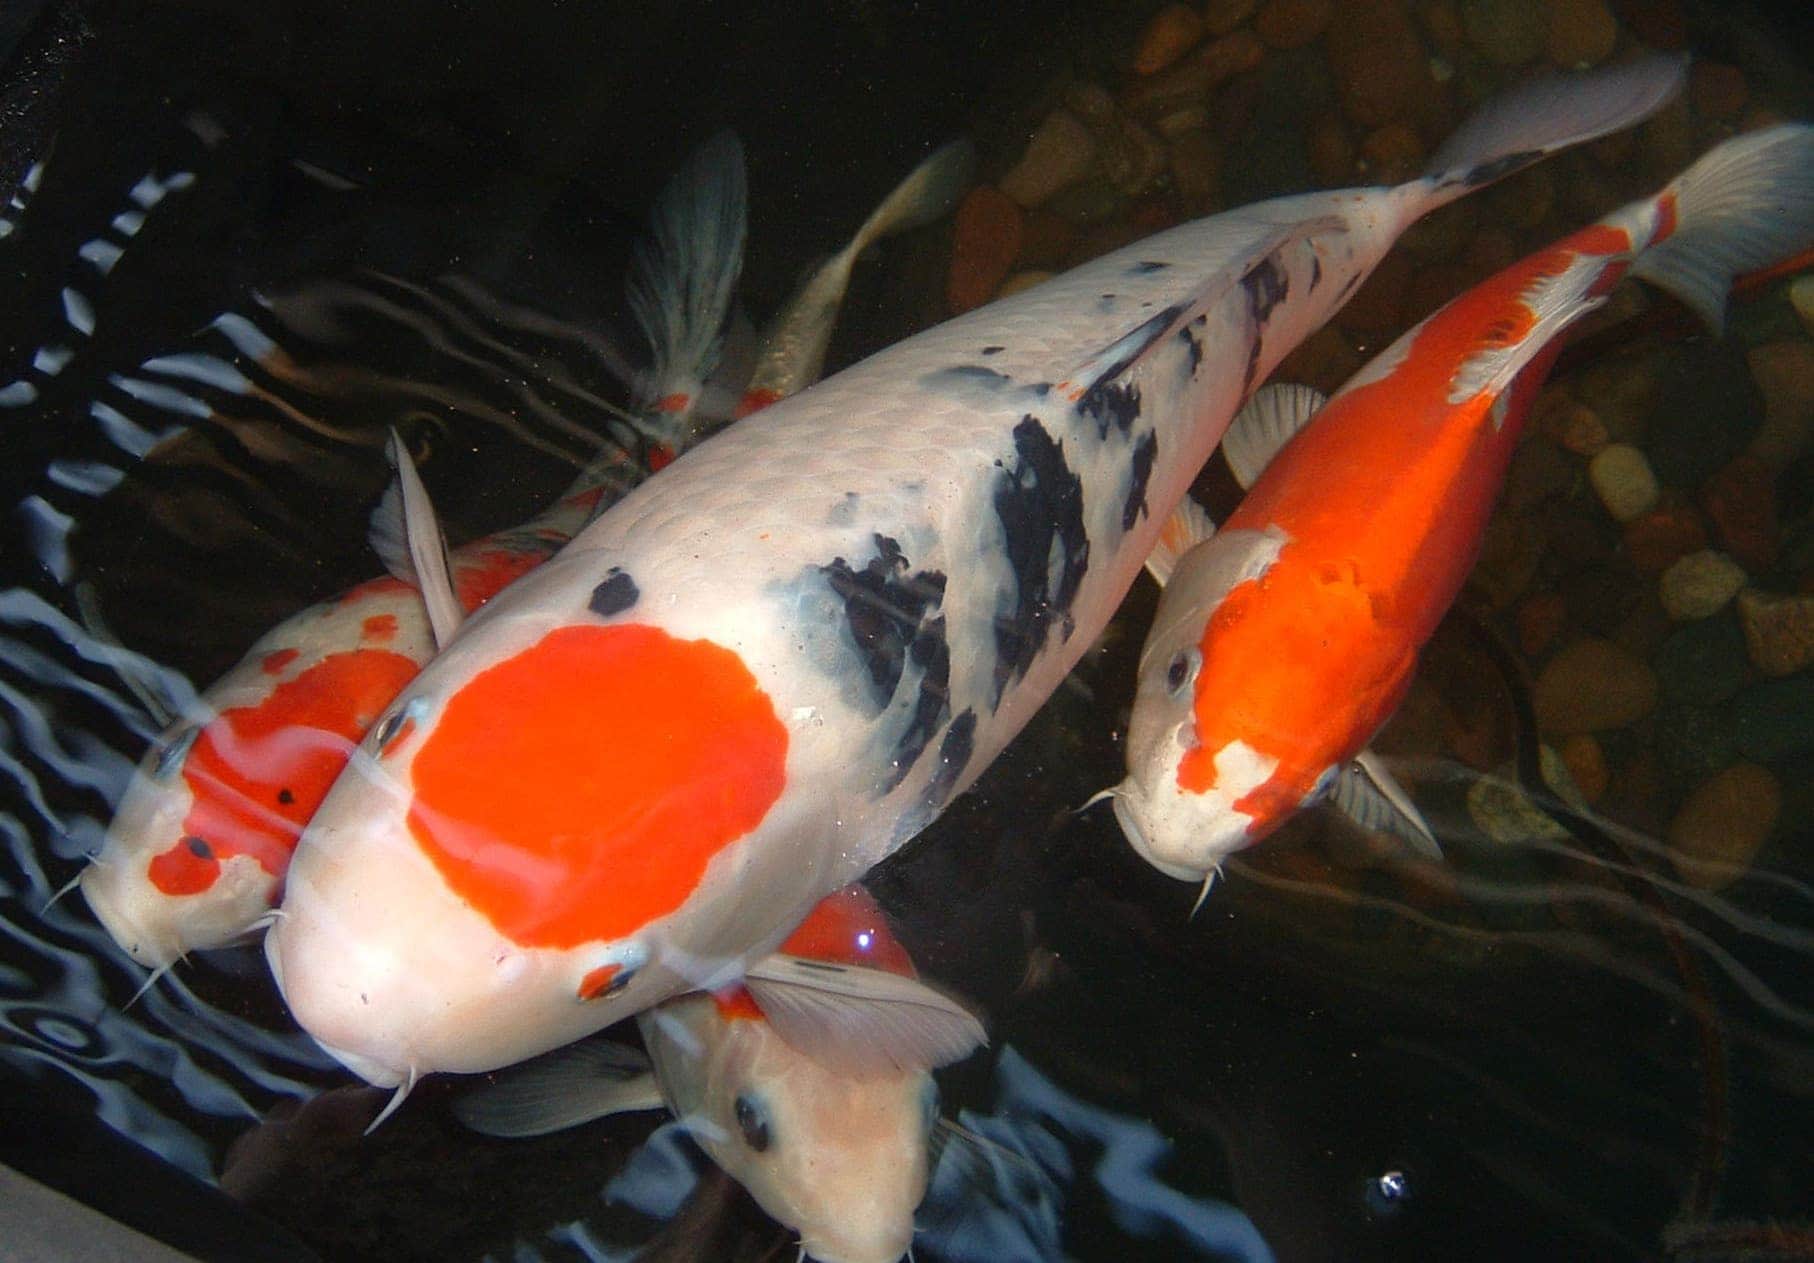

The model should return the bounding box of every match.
[743,954,987,1076]
[849,138,976,252]
[1420,55,1685,211]
[374,429,463,648]
[453,1039,663,1138]
[626,131,748,412]
[1222,383,1326,490]
[1143,496,1218,588]
[1629,123,1814,335]
[1329,751,1442,861]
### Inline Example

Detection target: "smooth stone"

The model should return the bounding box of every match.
[1658,549,1747,621]
[1098,115,1168,197]
[1654,703,1740,782]
[1502,434,1575,513]
[1622,502,1708,574]
[1557,733,1608,804]
[999,109,1097,209]
[1467,771,1572,846]
[1470,510,1545,608]
[1667,763,1780,890]
[1699,454,1780,574]
[1736,588,1814,677]
[1653,613,1751,706]
[1532,636,1660,735]
[1573,349,1664,444]
[1517,590,1568,658]
[946,186,1024,315]
[1359,121,1426,184]
[1560,562,1644,636]
[1326,0,1430,128]
[1542,398,1610,457]
[1044,177,1124,227]
[1589,444,1661,523]
[1745,340,1814,469]
[1543,0,1617,67]
[1133,4,1207,75]
[1166,128,1222,214]
[1730,674,1814,763]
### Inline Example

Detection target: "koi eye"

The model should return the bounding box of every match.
[734,1092,771,1152]
[153,725,201,781]
[1165,649,1200,697]
[184,835,212,859]
[370,709,407,751]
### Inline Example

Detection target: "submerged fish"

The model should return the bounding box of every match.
[1107,124,1814,895]
[263,58,1685,1091]
[458,885,951,1263]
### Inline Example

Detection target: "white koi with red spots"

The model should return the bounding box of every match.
[266,59,1687,1088]
[1110,123,1814,892]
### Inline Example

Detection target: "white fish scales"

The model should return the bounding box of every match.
[267,58,1685,1089]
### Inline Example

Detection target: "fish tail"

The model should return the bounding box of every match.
[1409,54,1687,217]
[845,139,976,258]
[625,131,749,414]
[1628,123,1814,334]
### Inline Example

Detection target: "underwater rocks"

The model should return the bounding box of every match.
[1667,762,1780,890]
[1736,589,1814,678]
[1588,443,1660,522]
[1532,637,1659,736]
[1657,549,1746,621]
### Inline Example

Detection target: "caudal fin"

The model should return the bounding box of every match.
[1630,123,1814,334]
[1417,55,1686,210]
[847,139,977,257]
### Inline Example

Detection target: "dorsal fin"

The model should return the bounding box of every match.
[371,430,463,648]
[1328,750,1441,860]
[1143,496,1218,588]
[1222,383,1326,490]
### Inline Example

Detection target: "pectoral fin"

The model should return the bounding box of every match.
[1222,382,1326,489]
[1143,496,1218,587]
[743,954,987,1076]
[1329,750,1442,860]
[371,429,464,648]
[453,1038,664,1138]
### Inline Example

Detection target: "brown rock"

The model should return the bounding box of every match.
[1200,28,1266,82]
[1589,443,1660,523]
[1658,549,1746,621]
[1462,0,1545,64]
[1736,588,1814,677]
[1015,208,1078,270]
[1133,4,1207,75]
[1153,104,1213,138]
[1254,0,1334,49]
[947,186,1024,315]
[1558,733,1609,803]
[1204,0,1260,34]
[995,270,1054,300]
[1541,398,1610,457]
[1307,111,1356,185]
[1532,636,1660,735]
[1745,340,1814,470]
[1543,0,1618,68]
[1573,349,1663,443]
[1668,762,1780,890]
[1100,116,1169,197]
[1622,503,1708,573]
[1642,95,1695,181]
[1326,0,1432,129]
[1472,510,1545,607]
[1689,61,1749,121]
[1517,590,1569,657]
[999,110,1096,209]
[1699,454,1779,573]
[1167,128,1223,213]
[1359,121,1427,184]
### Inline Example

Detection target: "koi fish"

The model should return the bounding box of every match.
[1107,123,1814,897]
[735,139,976,418]
[264,58,1685,1093]
[457,885,951,1263]
[78,133,756,968]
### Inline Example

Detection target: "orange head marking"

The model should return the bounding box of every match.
[406,623,789,950]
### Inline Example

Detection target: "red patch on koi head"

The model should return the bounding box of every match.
[779,886,914,976]
[150,648,421,896]
[406,623,789,950]
[362,614,399,642]
[261,649,299,676]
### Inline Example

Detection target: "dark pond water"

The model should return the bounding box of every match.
[1,1,1811,1260]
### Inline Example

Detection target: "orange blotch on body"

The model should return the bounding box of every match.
[407,624,789,950]
[261,648,299,676]
[362,614,399,643]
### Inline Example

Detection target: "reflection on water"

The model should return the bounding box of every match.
[1,1,1812,1260]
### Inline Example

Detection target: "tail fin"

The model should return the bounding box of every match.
[625,131,749,414]
[1631,124,1814,334]
[1416,54,1686,211]
[846,139,976,258]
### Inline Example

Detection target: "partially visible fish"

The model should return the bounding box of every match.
[1108,123,1814,897]
[458,885,953,1263]
[262,58,1686,1092]
[735,139,976,417]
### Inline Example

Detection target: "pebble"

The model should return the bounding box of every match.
[1532,636,1660,735]
[1016,208,1078,269]
[1543,0,1618,67]
[1461,0,1545,64]
[1654,613,1751,707]
[1326,0,1430,129]
[1166,128,1222,213]
[946,186,1024,315]
[1502,431,1575,513]
[1045,177,1124,227]
[1541,398,1610,457]
[1557,733,1608,803]
[1471,509,1545,608]
[1517,591,1568,657]
[1561,562,1643,636]
[1745,340,1814,470]
[1254,0,1334,49]
[999,110,1097,209]
[1736,588,1814,677]
[1699,454,1780,573]
[1589,444,1661,523]
[1133,4,1206,75]
[1201,28,1267,83]
[1667,763,1779,890]
[1658,550,1747,621]
[1306,111,1355,185]
[1467,771,1572,846]
[1359,122,1426,183]
[1622,503,1708,573]
[1203,0,1259,35]
[1789,276,1814,338]
[1731,674,1814,763]
[1099,116,1169,197]
[1573,350,1662,444]
[1643,343,1761,489]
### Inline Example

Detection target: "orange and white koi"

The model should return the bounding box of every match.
[1108,124,1814,897]
[262,59,1684,1092]
[458,885,956,1263]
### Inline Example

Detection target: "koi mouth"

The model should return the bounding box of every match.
[1109,786,1207,884]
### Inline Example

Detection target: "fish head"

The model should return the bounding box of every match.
[667,1000,933,1263]
[1113,527,1294,884]
[265,615,800,1087]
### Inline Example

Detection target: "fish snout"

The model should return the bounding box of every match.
[80,862,186,968]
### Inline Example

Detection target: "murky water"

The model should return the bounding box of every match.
[2,2,1811,1260]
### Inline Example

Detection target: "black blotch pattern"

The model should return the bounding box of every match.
[1177,323,1202,377]
[991,416,1090,705]
[1460,149,1541,188]
[588,567,639,617]
[820,535,948,711]
[277,788,294,805]
[1131,260,1169,274]
[923,364,1013,393]
[1122,430,1158,531]
[924,709,976,809]
[1310,255,1323,291]
[1242,255,1290,327]
[1079,380,1141,440]
[981,345,1005,356]
[886,614,951,792]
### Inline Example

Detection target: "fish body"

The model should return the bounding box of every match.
[1112,123,1814,885]
[462,885,939,1263]
[264,59,1686,1088]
